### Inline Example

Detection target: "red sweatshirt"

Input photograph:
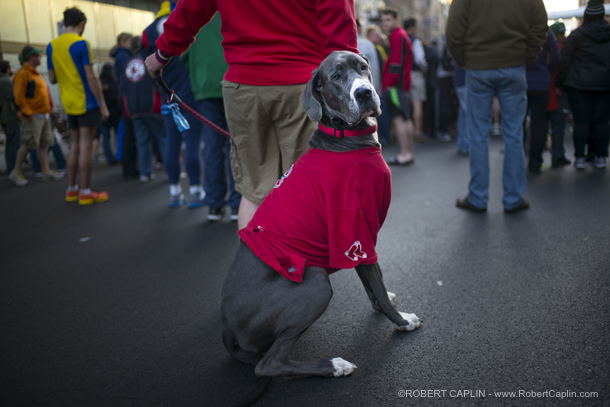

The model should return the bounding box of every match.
[156,0,358,86]
[382,27,412,92]
[239,147,392,283]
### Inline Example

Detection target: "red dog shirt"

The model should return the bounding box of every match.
[238,147,392,282]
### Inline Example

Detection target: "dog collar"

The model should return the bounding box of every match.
[318,123,378,138]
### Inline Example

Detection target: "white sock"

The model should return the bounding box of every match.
[68,185,79,192]
[170,184,182,196]
[189,185,203,196]
[81,188,91,195]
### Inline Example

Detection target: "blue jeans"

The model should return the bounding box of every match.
[455,85,469,153]
[162,82,204,186]
[466,66,527,210]
[197,99,241,209]
[132,116,167,176]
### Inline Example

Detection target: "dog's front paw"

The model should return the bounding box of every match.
[396,312,421,331]
[387,291,397,306]
[331,357,357,377]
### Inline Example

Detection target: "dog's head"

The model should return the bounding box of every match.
[302,51,381,127]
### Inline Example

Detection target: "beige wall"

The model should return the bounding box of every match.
[0,0,155,58]
[0,0,155,111]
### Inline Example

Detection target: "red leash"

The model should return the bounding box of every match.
[156,75,231,139]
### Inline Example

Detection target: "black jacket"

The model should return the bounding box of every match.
[556,19,610,91]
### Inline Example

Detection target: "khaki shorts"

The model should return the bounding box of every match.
[21,114,54,149]
[222,81,316,204]
[409,71,427,102]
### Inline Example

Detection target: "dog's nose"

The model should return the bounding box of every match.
[355,87,372,103]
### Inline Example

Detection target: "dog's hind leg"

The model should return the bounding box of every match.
[253,267,356,378]
[356,262,421,331]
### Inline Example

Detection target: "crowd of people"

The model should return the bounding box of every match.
[1,0,609,220]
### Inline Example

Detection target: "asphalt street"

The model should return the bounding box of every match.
[1,134,609,407]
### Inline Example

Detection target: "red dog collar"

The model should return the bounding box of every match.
[318,123,378,138]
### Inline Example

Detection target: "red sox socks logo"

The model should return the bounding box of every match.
[274,165,294,188]
[345,241,367,261]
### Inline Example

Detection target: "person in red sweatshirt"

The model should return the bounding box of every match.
[380,8,414,166]
[145,0,358,229]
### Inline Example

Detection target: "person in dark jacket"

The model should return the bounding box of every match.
[525,28,560,173]
[118,36,167,182]
[111,33,139,179]
[556,0,610,169]
[111,33,133,83]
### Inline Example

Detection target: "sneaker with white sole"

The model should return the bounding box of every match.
[208,207,225,222]
[9,171,29,186]
[41,170,64,181]
[170,193,185,208]
[593,156,606,169]
[230,207,239,222]
[188,191,206,208]
[139,173,156,182]
[574,157,586,169]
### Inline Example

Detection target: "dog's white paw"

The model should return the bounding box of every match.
[387,291,396,306]
[331,357,357,377]
[396,312,421,331]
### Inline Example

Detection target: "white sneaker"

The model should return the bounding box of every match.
[139,173,156,182]
[593,157,606,169]
[9,171,29,186]
[41,170,64,181]
[574,157,586,169]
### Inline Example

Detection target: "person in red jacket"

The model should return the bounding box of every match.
[380,8,415,166]
[145,0,358,229]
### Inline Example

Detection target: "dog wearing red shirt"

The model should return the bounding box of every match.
[221,51,421,404]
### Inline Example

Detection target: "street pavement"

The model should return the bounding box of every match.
[1,135,609,407]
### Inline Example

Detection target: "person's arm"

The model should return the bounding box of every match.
[445,0,468,67]
[412,39,427,73]
[12,70,32,117]
[146,0,218,77]
[84,65,109,121]
[48,70,57,85]
[383,31,406,89]
[316,0,358,54]
[46,43,57,84]
[526,0,549,66]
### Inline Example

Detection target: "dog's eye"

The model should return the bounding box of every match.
[361,65,368,71]
[332,74,341,81]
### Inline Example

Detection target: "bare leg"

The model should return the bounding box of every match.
[394,116,415,163]
[67,129,80,187]
[412,100,424,137]
[77,127,97,190]
[36,146,51,173]
[13,145,29,174]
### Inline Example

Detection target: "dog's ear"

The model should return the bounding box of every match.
[302,68,323,122]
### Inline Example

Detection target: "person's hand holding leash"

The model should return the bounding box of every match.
[145,51,170,78]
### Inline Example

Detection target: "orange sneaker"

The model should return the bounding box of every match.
[65,188,80,202]
[79,190,109,206]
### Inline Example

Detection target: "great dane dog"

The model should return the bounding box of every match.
[221,51,421,404]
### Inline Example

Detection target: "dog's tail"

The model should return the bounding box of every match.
[233,376,272,407]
